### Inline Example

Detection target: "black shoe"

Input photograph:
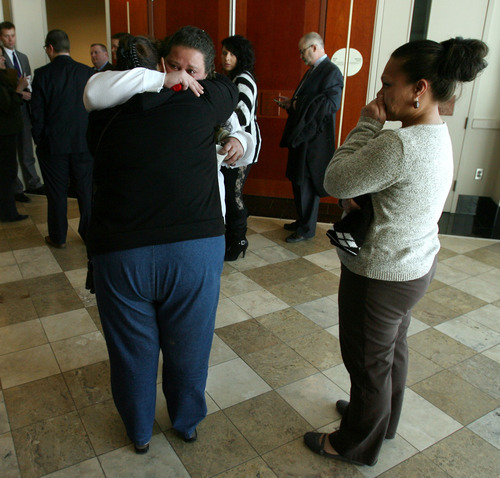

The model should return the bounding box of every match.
[303,432,367,466]
[25,185,46,195]
[284,222,299,231]
[224,239,248,261]
[1,214,28,223]
[336,400,349,416]
[15,193,31,203]
[45,236,66,249]
[285,232,311,243]
[183,429,197,443]
[134,442,150,454]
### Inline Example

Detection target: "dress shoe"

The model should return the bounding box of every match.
[183,429,197,443]
[285,232,311,243]
[25,185,46,195]
[336,399,349,416]
[1,214,28,223]
[15,193,31,203]
[45,236,66,249]
[224,238,248,261]
[284,221,299,231]
[303,432,367,466]
[134,442,150,454]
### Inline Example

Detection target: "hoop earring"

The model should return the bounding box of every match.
[414,99,420,109]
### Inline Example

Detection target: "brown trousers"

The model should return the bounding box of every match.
[330,257,437,465]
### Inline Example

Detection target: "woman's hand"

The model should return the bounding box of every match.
[162,69,204,97]
[361,94,386,124]
[220,137,244,166]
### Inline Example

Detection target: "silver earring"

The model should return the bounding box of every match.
[414,99,420,109]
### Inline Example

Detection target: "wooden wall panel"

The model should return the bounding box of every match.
[109,0,149,36]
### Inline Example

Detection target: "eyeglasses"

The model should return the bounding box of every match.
[299,44,315,55]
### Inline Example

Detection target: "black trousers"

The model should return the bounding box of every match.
[38,150,93,244]
[0,134,20,221]
[222,164,251,242]
[292,178,320,238]
[330,257,437,465]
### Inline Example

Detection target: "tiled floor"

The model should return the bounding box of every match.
[1,195,500,477]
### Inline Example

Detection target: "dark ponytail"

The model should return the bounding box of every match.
[392,37,488,102]
[117,35,159,71]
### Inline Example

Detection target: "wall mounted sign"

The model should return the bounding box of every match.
[331,48,363,76]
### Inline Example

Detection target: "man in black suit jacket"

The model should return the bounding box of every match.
[0,21,44,202]
[279,32,343,243]
[31,29,93,248]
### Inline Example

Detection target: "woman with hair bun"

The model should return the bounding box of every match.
[304,37,488,466]
[220,35,261,261]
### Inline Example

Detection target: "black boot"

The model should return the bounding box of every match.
[224,238,248,261]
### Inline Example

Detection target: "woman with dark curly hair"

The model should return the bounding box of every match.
[220,35,261,261]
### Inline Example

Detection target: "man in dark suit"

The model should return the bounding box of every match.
[31,29,93,249]
[0,21,44,202]
[90,43,114,73]
[279,32,343,243]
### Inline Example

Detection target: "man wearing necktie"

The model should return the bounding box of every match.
[0,22,45,202]
[279,32,343,243]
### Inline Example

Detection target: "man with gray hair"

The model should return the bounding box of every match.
[278,32,343,243]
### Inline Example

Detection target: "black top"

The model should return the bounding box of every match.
[86,73,238,255]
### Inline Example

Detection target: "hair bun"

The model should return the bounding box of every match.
[439,37,488,82]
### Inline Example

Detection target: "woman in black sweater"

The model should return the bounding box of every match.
[86,29,237,453]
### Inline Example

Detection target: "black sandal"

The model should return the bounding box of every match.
[303,432,365,466]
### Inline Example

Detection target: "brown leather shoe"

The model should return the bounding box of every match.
[45,236,66,249]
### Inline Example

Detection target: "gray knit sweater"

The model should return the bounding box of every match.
[324,117,453,281]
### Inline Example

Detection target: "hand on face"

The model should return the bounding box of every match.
[160,57,204,97]
[361,93,387,124]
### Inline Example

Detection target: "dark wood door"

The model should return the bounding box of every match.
[109,0,377,202]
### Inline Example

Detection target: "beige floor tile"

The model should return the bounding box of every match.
[483,344,500,364]
[3,375,75,430]
[0,392,8,435]
[0,297,38,327]
[462,303,500,333]
[450,354,500,399]
[436,316,500,352]
[206,358,271,409]
[215,457,278,477]
[99,433,190,477]
[294,296,338,328]
[41,308,97,342]
[304,248,342,270]
[0,432,20,478]
[441,254,495,275]
[452,275,500,303]
[411,370,498,425]
[51,331,109,372]
[377,453,451,478]
[43,458,105,477]
[434,262,472,285]
[407,317,430,336]
[65,268,96,307]
[0,344,60,389]
[408,328,476,368]
[267,279,323,306]
[63,360,112,409]
[322,363,351,395]
[397,389,461,451]
[467,406,500,450]
[243,342,318,388]
[438,236,495,254]
[423,428,500,477]
[426,285,487,316]
[226,250,270,271]
[220,271,262,297]
[298,270,340,297]
[406,349,443,386]
[230,289,288,318]
[277,373,345,428]
[247,234,278,250]
[287,330,343,371]
[14,246,62,279]
[215,297,251,328]
[0,265,22,285]
[256,307,323,342]
[465,246,500,268]
[12,411,94,477]
[253,244,300,264]
[411,295,461,326]
[216,319,281,356]
[165,411,257,477]
[79,399,130,455]
[262,437,364,477]
[0,319,47,355]
[224,391,311,454]
[31,287,84,318]
[209,333,238,366]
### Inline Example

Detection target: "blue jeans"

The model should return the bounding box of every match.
[92,237,224,446]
